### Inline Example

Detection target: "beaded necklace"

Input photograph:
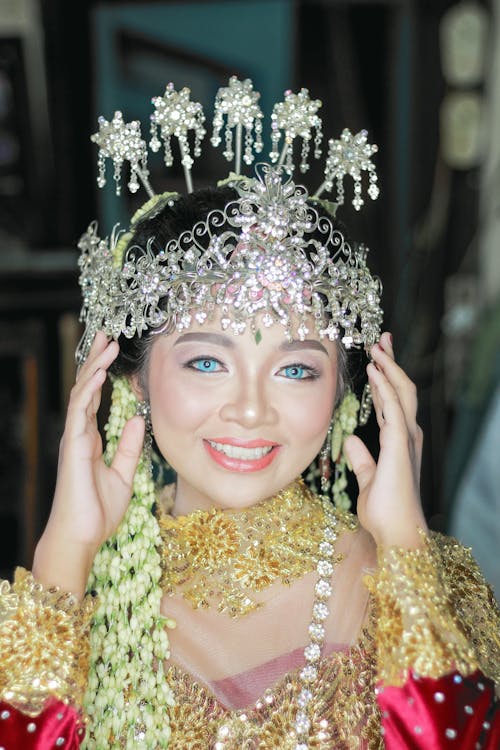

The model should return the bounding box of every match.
[159,480,354,748]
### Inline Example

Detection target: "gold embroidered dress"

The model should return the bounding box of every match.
[0,481,499,749]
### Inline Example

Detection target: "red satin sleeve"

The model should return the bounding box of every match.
[377,669,499,749]
[0,699,85,749]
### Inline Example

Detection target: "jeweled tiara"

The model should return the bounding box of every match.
[76,77,382,364]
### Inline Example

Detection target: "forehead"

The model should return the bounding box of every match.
[152,315,338,359]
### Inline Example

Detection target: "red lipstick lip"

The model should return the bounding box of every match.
[203,440,281,473]
[207,437,280,448]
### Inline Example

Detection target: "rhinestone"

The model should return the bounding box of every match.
[0,711,10,720]
[295,744,308,750]
[414,726,422,734]
[27,723,37,733]
[483,722,490,730]
[434,692,445,702]
[298,688,313,707]
[57,713,64,720]
[315,579,332,598]
[308,622,325,641]
[312,602,329,621]
[218,725,230,738]
[445,728,457,739]
[323,527,337,541]
[215,744,225,750]
[319,720,328,729]
[317,560,333,577]
[464,705,473,715]
[318,542,333,557]
[295,712,311,734]
[304,643,321,662]
[300,665,318,682]
[453,675,462,684]
[56,740,65,747]
[477,682,485,691]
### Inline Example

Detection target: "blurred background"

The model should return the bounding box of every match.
[0,0,498,594]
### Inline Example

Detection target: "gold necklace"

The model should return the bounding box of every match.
[157,479,354,617]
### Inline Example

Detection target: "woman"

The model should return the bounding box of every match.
[0,83,499,750]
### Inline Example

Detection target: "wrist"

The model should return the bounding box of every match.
[373,516,428,551]
[33,527,98,599]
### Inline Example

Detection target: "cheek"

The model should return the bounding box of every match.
[148,365,218,434]
[276,381,336,441]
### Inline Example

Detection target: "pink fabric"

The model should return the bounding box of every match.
[0,698,84,749]
[378,669,499,750]
[209,641,345,709]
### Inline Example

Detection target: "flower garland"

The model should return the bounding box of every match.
[82,376,175,750]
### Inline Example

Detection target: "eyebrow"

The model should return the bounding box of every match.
[279,339,329,355]
[174,332,329,355]
[174,332,236,348]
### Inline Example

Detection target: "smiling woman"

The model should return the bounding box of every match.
[0,81,499,750]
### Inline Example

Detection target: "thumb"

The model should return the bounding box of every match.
[343,435,376,494]
[111,415,146,488]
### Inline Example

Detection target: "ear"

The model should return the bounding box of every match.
[130,373,146,402]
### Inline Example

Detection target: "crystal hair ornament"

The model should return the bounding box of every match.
[269,88,323,174]
[91,111,154,198]
[149,83,206,193]
[314,128,379,211]
[211,76,263,175]
[76,163,383,364]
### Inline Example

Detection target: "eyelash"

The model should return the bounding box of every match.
[277,363,321,381]
[183,357,321,380]
[184,356,226,373]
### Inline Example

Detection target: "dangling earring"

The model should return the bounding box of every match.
[319,422,333,496]
[358,383,373,426]
[136,400,153,466]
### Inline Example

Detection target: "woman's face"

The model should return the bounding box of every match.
[145,319,338,513]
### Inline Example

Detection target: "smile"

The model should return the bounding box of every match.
[203,438,280,472]
[207,440,273,459]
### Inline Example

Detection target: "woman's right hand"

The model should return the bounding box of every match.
[33,332,145,597]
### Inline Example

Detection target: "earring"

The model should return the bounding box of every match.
[136,400,153,466]
[319,422,333,496]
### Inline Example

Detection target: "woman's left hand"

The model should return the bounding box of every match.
[343,331,428,548]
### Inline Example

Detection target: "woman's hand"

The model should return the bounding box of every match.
[33,332,145,596]
[343,331,427,549]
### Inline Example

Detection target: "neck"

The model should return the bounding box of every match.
[171,476,302,517]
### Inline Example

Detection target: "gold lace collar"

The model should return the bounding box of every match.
[157,479,349,617]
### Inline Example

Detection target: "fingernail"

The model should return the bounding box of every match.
[389,333,393,347]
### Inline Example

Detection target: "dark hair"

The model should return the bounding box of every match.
[111,184,351,399]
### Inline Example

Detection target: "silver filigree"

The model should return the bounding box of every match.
[270,88,323,174]
[211,76,264,174]
[315,128,379,211]
[149,83,206,193]
[91,111,153,197]
[76,164,382,364]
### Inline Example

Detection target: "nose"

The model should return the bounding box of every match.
[219,376,279,428]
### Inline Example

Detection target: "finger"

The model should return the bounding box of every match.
[343,435,376,494]
[67,367,107,438]
[74,339,119,399]
[379,331,394,359]
[367,372,385,430]
[366,362,407,433]
[370,342,418,427]
[110,415,145,488]
[76,331,109,382]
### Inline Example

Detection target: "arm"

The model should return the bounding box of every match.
[344,332,499,748]
[0,333,144,748]
[366,534,499,749]
[0,570,95,748]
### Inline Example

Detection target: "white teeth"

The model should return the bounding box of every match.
[208,441,274,460]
